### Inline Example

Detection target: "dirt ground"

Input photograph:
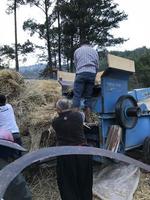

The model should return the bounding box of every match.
[134,172,150,200]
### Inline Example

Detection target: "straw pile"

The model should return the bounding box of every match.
[134,171,150,200]
[0,69,24,99]
[26,165,61,200]
[11,79,61,151]
[0,69,61,151]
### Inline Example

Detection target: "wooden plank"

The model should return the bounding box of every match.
[57,71,75,81]
[57,70,103,84]
[107,54,135,72]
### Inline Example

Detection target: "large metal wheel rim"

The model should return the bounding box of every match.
[0,146,150,199]
[115,95,138,129]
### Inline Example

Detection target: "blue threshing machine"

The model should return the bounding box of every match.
[59,53,150,158]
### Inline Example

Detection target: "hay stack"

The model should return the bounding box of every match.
[26,165,61,200]
[0,69,24,99]
[0,69,61,151]
[11,79,61,151]
[133,172,150,200]
[28,105,58,151]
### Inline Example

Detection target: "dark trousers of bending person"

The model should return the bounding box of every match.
[57,155,93,200]
[52,99,93,200]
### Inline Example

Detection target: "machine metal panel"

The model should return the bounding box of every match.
[125,117,150,149]
[129,88,150,102]
[91,97,102,113]
[128,90,137,99]
[135,88,150,101]
[102,71,129,113]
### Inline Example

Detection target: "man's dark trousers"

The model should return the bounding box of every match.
[73,72,96,109]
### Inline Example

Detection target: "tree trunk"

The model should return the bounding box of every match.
[70,36,74,72]
[14,0,19,71]
[57,9,61,70]
[79,20,86,45]
[45,0,52,76]
[67,58,69,72]
[54,53,57,67]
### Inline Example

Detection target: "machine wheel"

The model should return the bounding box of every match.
[115,95,139,129]
[143,136,150,164]
[0,159,31,200]
[4,174,32,200]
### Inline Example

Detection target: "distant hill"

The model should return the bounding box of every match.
[19,63,70,79]
[19,63,46,79]
[111,46,150,61]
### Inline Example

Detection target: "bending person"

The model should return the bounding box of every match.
[52,99,93,200]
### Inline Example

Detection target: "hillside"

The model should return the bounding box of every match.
[111,46,150,61]
[19,63,46,79]
[111,47,150,88]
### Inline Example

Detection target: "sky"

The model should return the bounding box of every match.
[0,0,150,66]
[110,0,150,51]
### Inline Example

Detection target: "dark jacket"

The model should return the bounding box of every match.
[52,111,86,146]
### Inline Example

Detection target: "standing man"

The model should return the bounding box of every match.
[52,99,93,200]
[0,94,22,145]
[73,43,99,120]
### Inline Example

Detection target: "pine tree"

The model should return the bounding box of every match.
[0,41,34,67]
[6,0,26,71]
[24,0,57,76]
[57,0,127,71]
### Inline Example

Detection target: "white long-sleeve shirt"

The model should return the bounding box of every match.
[0,103,19,133]
[74,45,99,74]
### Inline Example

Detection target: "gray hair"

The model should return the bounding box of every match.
[56,99,72,111]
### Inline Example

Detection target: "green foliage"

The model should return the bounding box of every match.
[111,46,148,61]
[26,0,52,8]
[6,0,28,71]
[6,0,26,14]
[111,47,150,88]
[23,19,46,38]
[24,0,56,72]
[59,0,127,46]
[135,51,150,87]
[19,40,35,54]
[0,58,8,69]
[12,0,128,74]
[0,41,34,67]
[0,45,15,59]
[56,0,127,71]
